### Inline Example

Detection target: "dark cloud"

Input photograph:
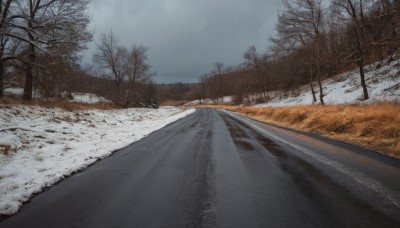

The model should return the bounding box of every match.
[83,0,283,83]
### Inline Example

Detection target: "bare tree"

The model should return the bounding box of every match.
[93,31,127,103]
[7,0,92,100]
[213,62,224,75]
[272,0,326,104]
[126,45,152,106]
[332,0,374,100]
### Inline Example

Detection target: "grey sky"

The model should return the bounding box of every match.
[83,0,283,83]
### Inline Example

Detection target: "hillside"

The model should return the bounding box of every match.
[191,59,400,107]
[256,60,400,107]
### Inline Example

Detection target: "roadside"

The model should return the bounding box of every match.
[2,108,399,227]
[199,104,400,159]
[0,102,195,216]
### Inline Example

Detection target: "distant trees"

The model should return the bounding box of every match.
[93,31,156,107]
[157,82,196,104]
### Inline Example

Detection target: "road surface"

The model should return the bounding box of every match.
[1,109,400,227]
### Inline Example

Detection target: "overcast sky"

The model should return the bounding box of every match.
[82,0,283,83]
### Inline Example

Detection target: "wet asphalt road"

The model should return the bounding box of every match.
[1,108,400,228]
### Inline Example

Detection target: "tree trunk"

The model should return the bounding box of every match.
[115,82,120,105]
[358,60,369,100]
[316,36,324,105]
[127,70,137,107]
[310,71,317,103]
[353,22,369,101]
[23,9,36,101]
[23,43,35,101]
[316,62,324,105]
[0,61,3,98]
[317,74,324,105]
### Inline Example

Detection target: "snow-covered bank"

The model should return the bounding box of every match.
[255,61,400,107]
[0,106,195,216]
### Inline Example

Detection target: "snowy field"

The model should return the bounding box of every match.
[0,105,195,216]
[256,60,400,107]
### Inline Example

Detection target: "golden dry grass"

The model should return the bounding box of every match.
[0,98,116,111]
[200,103,400,159]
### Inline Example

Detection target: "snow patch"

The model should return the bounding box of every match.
[255,61,400,107]
[70,93,111,104]
[3,88,24,96]
[186,96,233,105]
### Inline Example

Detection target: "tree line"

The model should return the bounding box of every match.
[196,0,400,105]
[0,1,156,107]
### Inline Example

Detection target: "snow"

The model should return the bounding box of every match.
[255,60,400,107]
[186,60,400,107]
[70,93,111,104]
[186,96,233,105]
[223,96,233,103]
[3,88,24,96]
[0,105,195,216]
[3,89,110,104]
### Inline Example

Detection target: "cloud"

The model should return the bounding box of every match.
[83,0,283,83]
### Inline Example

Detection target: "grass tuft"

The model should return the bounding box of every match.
[1,145,16,156]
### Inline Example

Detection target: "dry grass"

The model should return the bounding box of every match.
[201,103,400,159]
[0,98,116,111]
[1,145,16,156]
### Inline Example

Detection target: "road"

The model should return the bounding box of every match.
[1,109,400,228]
